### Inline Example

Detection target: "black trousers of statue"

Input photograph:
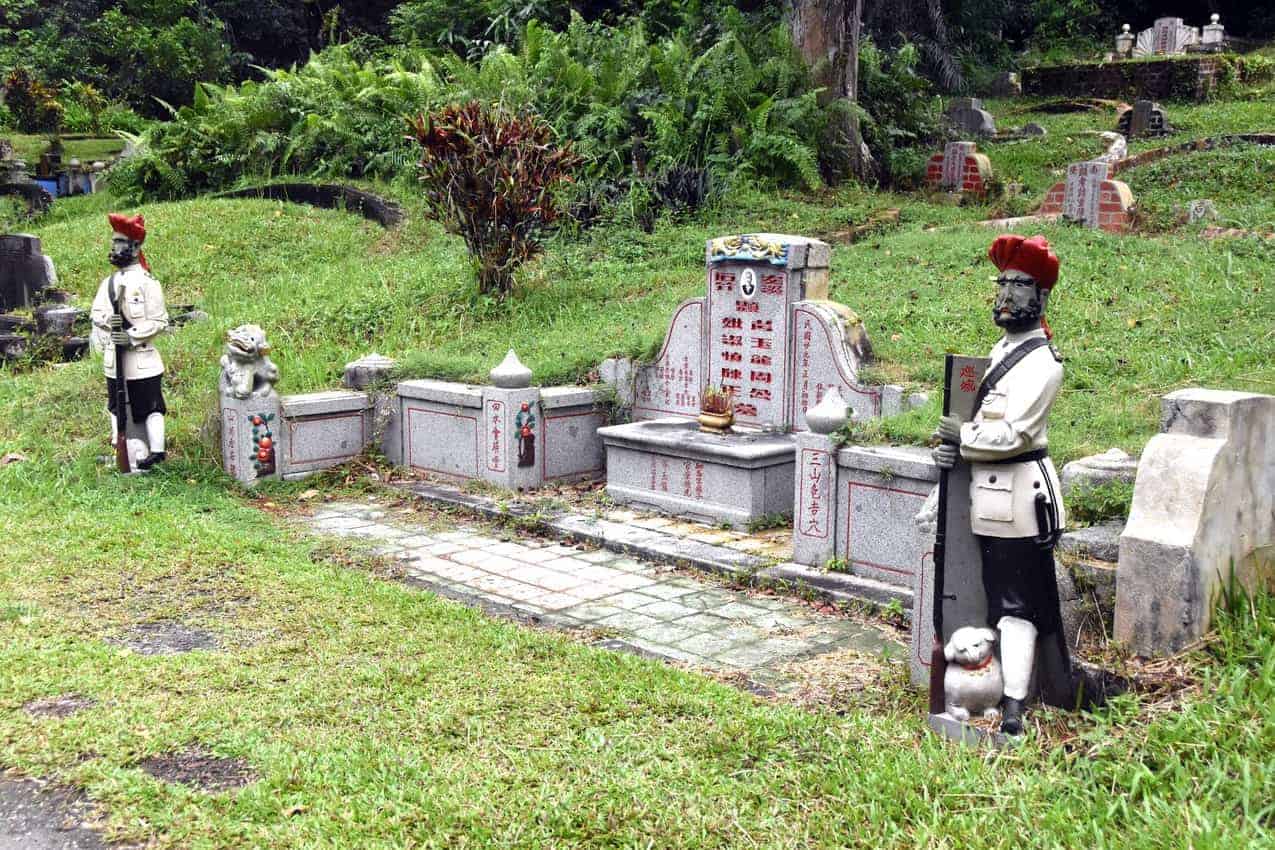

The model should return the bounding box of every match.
[978,535,1076,708]
[106,375,167,424]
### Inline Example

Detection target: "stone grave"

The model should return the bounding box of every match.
[600,233,886,528]
[1117,100,1172,138]
[944,98,996,137]
[925,142,994,198]
[1133,17,1198,57]
[1116,388,1274,655]
[0,234,55,311]
[1039,160,1135,233]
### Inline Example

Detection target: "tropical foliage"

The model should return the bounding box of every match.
[110,46,442,201]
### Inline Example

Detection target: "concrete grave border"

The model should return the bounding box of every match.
[215,183,404,227]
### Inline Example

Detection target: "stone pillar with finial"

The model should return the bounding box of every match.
[1201,14,1225,49]
[792,389,850,567]
[482,349,542,490]
[1115,24,1134,57]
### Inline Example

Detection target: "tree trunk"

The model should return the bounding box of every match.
[787,0,877,184]
[788,0,847,102]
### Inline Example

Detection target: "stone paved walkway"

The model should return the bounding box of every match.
[306,501,896,691]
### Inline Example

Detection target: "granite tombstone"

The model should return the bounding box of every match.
[0,234,57,311]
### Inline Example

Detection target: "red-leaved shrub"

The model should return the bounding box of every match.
[409,102,580,298]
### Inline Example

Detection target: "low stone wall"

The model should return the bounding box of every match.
[1023,56,1231,101]
[221,388,371,485]
[216,183,404,227]
[398,378,607,489]
[1109,133,1275,176]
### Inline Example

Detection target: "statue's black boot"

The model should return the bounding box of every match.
[1000,697,1026,736]
[138,452,166,470]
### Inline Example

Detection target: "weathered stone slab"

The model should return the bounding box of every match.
[836,445,938,588]
[342,353,397,389]
[278,391,369,479]
[397,379,483,407]
[599,418,795,528]
[633,298,705,421]
[1061,447,1138,496]
[0,233,56,311]
[1059,521,1124,563]
[1116,100,1171,138]
[790,302,880,428]
[944,98,996,137]
[402,398,481,479]
[542,401,607,482]
[1116,389,1275,655]
[280,389,369,418]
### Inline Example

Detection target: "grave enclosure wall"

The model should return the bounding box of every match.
[1023,57,1232,101]
[398,379,608,489]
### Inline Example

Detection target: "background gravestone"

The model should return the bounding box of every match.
[925,142,993,197]
[944,98,996,137]
[1134,17,1198,56]
[1117,100,1171,138]
[1115,24,1134,57]
[0,234,56,311]
[1039,160,1135,233]
[1201,15,1225,50]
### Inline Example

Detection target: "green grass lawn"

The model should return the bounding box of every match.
[6,133,127,164]
[0,86,1273,847]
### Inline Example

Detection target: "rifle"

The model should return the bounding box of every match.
[928,354,956,715]
[109,272,130,473]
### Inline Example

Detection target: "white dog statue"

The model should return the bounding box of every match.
[943,626,1004,721]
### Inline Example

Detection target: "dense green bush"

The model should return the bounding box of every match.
[114,19,841,213]
[2,69,64,133]
[110,45,442,200]
[1,2,237,118]
[856,40,942,183]
[443,17,832,193]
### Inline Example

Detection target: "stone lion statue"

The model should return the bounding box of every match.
[219,324,279,400]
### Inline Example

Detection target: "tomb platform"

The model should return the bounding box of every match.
[598,418,795,529]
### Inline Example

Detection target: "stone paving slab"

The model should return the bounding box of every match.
[305,501,897,689]
[399,482,914,613]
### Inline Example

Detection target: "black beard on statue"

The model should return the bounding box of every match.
[109,245,137,268]
[993,306,1044,334]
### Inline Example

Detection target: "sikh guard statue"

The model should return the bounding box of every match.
[932,234,1072,736]
[90,213,169,470]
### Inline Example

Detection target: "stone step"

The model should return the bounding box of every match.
[761,563,914,615]
[1058,521,1124,563]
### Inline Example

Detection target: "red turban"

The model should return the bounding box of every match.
[108,212,149,271]
[988,234,1058,289]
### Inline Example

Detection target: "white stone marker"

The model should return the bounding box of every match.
[1116,389,1275,655]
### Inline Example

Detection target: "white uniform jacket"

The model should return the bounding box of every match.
[90,263,168,380]
[959,328,1066,539]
